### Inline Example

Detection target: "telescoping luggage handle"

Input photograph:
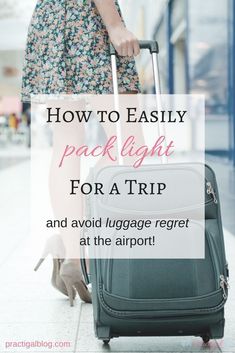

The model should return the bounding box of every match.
[110,40,167,164]
[80,41,165,283]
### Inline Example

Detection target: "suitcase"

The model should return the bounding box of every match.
[81,40,229,345]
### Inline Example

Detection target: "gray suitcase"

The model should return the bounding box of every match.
[82,41,229,345]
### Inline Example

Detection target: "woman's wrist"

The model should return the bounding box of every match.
[93,0,124,32]
[106,21,125,33]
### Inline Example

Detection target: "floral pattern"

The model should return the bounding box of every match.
[21,0,140,102]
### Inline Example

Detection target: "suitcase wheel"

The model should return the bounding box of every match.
[103,339,110,345]
[201,335,210,344]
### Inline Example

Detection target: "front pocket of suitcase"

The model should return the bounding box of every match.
[98,229,223,318]
[101,286,223,313]
[95,165,216,219]
[103,230,217,300]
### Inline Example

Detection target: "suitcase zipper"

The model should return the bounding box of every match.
[220,275,229,299]
[206,181,218,204]
[206,230,229,296]
[206,230,220,285]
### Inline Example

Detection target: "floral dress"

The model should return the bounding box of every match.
[21,0,140,102]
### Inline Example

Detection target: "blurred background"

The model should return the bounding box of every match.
[121,0,235,165]
[0,0,235,230]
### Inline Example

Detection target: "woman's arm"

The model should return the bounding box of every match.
[92,0,140,57]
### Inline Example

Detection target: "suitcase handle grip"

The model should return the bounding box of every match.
[110,40,159,55]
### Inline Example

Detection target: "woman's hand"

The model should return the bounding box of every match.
[107,24,140,57]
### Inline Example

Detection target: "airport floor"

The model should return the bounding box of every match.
[0,151,234,353]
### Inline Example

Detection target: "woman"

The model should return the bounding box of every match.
[22,0,141,305]
[22,0,140,100]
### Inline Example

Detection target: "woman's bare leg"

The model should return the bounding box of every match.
[49,104,85,262]
[48,91,143,269]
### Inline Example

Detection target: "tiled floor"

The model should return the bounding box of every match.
[0,158,234,352]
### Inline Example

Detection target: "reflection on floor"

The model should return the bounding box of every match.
[0,145,30,170]
[0,159,234,352]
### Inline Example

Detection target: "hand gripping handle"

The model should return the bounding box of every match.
[110,39,161,96]
[110,40,159,55]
